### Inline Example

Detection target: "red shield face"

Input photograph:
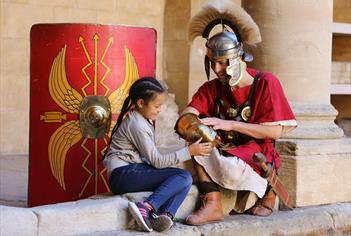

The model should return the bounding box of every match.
[29,24,156,206]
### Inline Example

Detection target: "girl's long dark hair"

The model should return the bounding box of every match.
[103,77,165,159]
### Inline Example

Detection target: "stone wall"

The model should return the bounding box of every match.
[163,0,190,111]
[0,0,166,154]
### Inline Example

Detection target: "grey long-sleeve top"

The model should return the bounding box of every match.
[103,110,191,175]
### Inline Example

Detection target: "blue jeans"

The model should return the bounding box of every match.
[109,163,192,217]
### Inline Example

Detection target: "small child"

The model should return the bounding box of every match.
[104,77,212,232]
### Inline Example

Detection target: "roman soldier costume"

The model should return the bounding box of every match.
[178,0,297,225]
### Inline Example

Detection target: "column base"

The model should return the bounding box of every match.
[283,102,344,139]
[277,138,351,207]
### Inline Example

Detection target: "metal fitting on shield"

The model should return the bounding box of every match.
[80,96,112,138]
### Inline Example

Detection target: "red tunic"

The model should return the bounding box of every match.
[188,68,296,174]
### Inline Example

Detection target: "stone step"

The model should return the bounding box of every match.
[1,187,350,236]
[75,203,351,236]
[0,186,199,236]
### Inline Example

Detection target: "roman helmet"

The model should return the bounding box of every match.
[188,0,261,87]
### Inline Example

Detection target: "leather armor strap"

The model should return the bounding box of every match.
[214,71,263,145]
[215,71,262,122]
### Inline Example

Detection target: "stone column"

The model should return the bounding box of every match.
[242,0,351,206]
[163,0,191,111]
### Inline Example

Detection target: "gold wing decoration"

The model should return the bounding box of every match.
[48,120,83,190]
[108,46,139,114]
[49,45,83,114]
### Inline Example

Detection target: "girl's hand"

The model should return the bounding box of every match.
[200,117,234,131]
[188,138,213,156]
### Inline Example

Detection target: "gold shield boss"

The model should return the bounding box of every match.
[80,96,111,138]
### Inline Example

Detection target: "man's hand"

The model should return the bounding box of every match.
[201,117,283,140]
[200,117,233,131]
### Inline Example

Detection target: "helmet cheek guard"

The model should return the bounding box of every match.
[226,57,247,87]
[204,30,251,87]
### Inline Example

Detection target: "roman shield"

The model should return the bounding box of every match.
[29,24,156,206]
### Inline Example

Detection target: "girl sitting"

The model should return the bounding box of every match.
[104,77,212,232]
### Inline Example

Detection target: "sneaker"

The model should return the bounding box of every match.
[128,201,153,232]
[150,213,174,232]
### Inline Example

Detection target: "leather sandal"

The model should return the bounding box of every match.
[249,189,275,217]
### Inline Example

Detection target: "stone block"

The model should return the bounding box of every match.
[0,154,28,206]
[331,61,351,84]
[327,203,351,234]
[75,224,201,236]
[0,205,38,236]
[28,0,76,7]
[196,203,351,236]
[276,137,351,156]
[0,169,27,202]
[121,191,152,202]
[156,92,185,149]
[32,196,129,235]
[1,0,29,3]
[53,7,97,23]
[164,41,191,72]
[278,138,351,207]
[1,3,53,38]
[164,0,190,41]
[116,0,165,17]
[163,71,189,110]
[0,110,29,153]
[76,0,116,11]
[1,74,29,112]
[0,39,29,76]
[96,11,119,25]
